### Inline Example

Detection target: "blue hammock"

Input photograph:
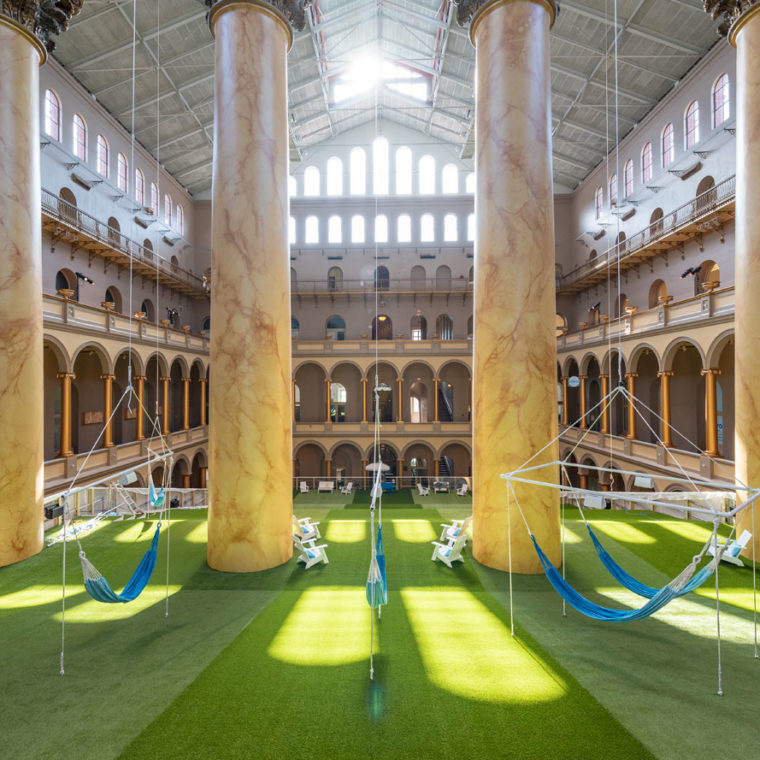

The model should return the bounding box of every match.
[80,522,161,604]
[585,524,715,599]
[530,534,714,622]
[375,524,387,604]
[149,482,164,508]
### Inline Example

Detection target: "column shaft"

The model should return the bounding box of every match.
[434,377,440,422]
[470,0,559,572]
[57,373,75,457]
[199,378,207,427]
[207,1,294,571]
[625,373,637,440]
[135,375,146,441]
[325,378,331,423]
[396,377,403,422]
[561,376,569,425]
[161,377,170,435]
[182,377,190,430]
[102,374,115,447]
[658,371,672,447]
[361,377,368,423]
[579,375,587,429]
[702,369,721,457]
[0,20,46,566]
[600,375,610,434]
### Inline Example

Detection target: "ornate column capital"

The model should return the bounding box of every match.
[457,0,559,38]
[0,1,84,58]
[704,1,760,43]
[205,0,306,43]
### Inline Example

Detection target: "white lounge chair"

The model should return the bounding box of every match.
[292,515,321,541]
[340,482,354,495]
[416,483,430,496]
[292,534,329,569]
[299,481,310,494]
[456,483,469,496]
[707,529,752,566]
[439,515,472,542]
[431,533,468,567]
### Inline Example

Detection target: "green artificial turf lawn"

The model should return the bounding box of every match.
[351,488,418,506]
[3,505,759,760]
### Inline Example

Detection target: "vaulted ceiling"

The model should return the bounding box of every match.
[52,0,723,196]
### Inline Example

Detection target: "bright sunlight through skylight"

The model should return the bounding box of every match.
[332,54,430,104]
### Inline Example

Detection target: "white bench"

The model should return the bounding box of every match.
[317,481,335,493]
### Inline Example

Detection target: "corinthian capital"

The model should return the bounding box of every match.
[0,1,84,52]
[457,0,559,28]
[205,0,307,32]
[704,0,759,37]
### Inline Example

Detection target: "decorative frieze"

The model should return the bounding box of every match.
[704,0,760,37]
[0,0,83,52]
[204,0,306,31]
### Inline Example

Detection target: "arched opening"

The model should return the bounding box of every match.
[372,314,393,340]
[43,342,65,460]
[190,450,208,488]
[439,362,471,422]
[403,362,434,423]
[634,349,660,444]
[406,443,434,486]
[410,265,426,289]
[695,175,716,213]
[294,363,327,423]
[103,286,122,313]
[140,299,155,322]
[55,268,75,296]
[374,265,390,290]
[649,279,667,309]
[327,266,343,291]
[171,458,190,489]
[296,443,326,482]
[107,216,121,248]
[331,443,362,485]
[291,316,300,338]
[325,314,346,341]
[697,260,720,294]
[565,359,580,425]
[367,363,396,422]
[409,381,428,423]
[331,363,362,423]
[58,187,77,224]
[649,207,664,238]
[716,338,735,460]
[72,347,108,454]
[439,443,471,479]
[435,265,452,290]
[410,313,427,340]
[330,382,347,422]
[586,358,601,432]
[670,343,705,451]
[435,314,453,340]
[169,361,184,433]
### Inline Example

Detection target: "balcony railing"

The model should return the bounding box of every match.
[559,175,736,292]
[292,277,473,294]
[41,188,207,298]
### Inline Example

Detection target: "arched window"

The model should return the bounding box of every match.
[72,113,87,160]
[305,215,319,243]
[304,165,320,196]
[648,279,667,309]
[373,137,389,195]
[117,153,128,193]
[372,314,393,340]
[442,163,458,194]
[291,316,300,338]
[150,182,158,215]
[176,204,185,236]
[330,382,347,422]
[685,100,699,149]
[419,155,435,194]
[326,156,343,195]
[328,215,342,243]
[289,216,296,244]
[375,214,388,243]
[350,147,366,195]
[436,265,452,290]
[443,213,458,242]
[641,142,653,184]
[104,286,122,313]
[96,134,109,177]
[608,174,618,208]
[374,266,390,290]
[395,146,412,194]
[325,314,346,340]
[288,175,297,197]
[55,269,74,292]
[411,265,426,289]
[397,214,411,243]
[410,313,427,340]
[467,213,474,241]
[135,168,145,207]
[420,213,435,242]
[351,214,365,243]
[164,194,172,227]
[595,186,604,219]
[327,266,343,291]
[662,122,675,167]
[44,89,61,141]
[141,299,155,321]
[712,73,730,128]
[436,314,454,340]
[465,172,475,193]
[623,159,633,199]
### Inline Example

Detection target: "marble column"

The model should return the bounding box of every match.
[657,371,672,447]
[707,0,760,558]
[702,369,721,457]
[561,376,569,425]
[579,375,588,429]
[361,377,368,423]
[0,13,45,566]
[182,377,191,430]
[160,377,170,435]
[206,0,302,572]
[199,377,207,427]
[625,373,637,440]
[600,374,610,434]
[460,0,560,572]
[134,375,146,440]
[101,374,115,447]
[434,377,440,423]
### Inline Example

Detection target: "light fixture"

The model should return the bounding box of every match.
[75,271,94,284]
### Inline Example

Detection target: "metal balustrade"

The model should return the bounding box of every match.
[292,276,474,294]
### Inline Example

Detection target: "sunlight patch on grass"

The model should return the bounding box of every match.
[391,519,437,543]
[655,520,716,544]
[184,522,208,543]
[401,587,567,703]
[590,521,657,544]
[268,587,370,666]
[113,522,161,543]
[52,587,182,622]
[0,584,85,609]
[561,527,583,544]
[325,520,366,543]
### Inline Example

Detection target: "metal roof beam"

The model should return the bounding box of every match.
[551,62,654,105]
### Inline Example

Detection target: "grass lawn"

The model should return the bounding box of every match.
[1,503,757,760]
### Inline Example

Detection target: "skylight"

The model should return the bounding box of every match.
[331,55,431,105]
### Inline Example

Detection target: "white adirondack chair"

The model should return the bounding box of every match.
[292,534,329,569]
[439,515,472,542]
[416,482,430,496]
[707,530,752,566]
[292,515,321,541]
[431,533,468,567]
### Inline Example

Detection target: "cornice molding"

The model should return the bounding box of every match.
[704,0,760,41]
[0,1,83,54]
[204,0,306,32]
[457,0,559,32]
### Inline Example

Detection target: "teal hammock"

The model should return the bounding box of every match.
[530,534,717,622]
[79,522,161,604]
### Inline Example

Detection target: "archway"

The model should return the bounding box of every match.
[294,363,327,422]
[372,314,393,340]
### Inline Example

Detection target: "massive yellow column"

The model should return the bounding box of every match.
[709,3,760,557]
[0,12,53,567]
[460,0,560,573]
[206,0,300,572]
